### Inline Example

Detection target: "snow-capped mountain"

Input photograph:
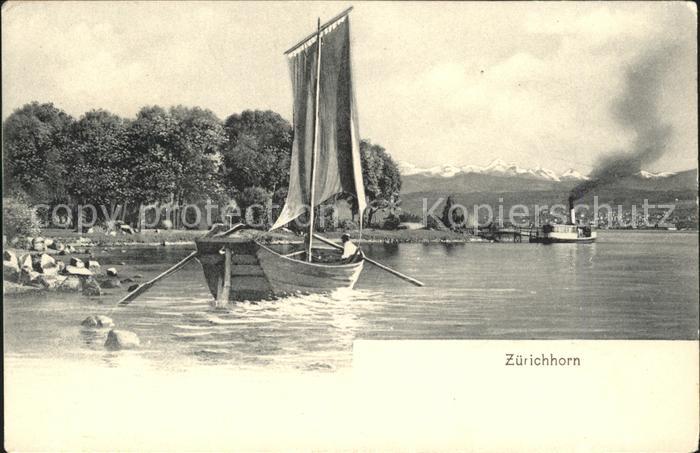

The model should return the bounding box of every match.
[639,170,677,179]
[398,159,578,181]
[398,159,685,186]
[560,168,589,181]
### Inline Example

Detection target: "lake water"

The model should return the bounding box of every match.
[4,230,698,373]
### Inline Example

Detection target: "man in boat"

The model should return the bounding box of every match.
[341,233,360,263]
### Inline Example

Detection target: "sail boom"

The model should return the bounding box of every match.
[284,7,353,55]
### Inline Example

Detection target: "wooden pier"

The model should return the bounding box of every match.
[478,227,531,243]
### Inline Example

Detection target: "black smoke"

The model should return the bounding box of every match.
[569,45,676,204]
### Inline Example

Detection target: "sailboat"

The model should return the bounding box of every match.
[257,7,366,295]
[117,7,423,307]
[196,7,368,302]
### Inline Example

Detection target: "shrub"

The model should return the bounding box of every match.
[382,213,401,230]
[339,219,359,231]
[399,211,422,223]
[3,195,41,238]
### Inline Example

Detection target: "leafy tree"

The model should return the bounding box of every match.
[2,102,74,202]
[238,186,272,227]
[168,105,226,203]
[124,106,178,208]
[66,109,130,208]
[360,139,402,226]
[442,195,465,230]
[220,110,292,195]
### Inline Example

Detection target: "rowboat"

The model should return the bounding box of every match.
[256,243,364,296]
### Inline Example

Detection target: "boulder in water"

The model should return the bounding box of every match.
[65,265,92,276]
[87,259,101,273]
[3,251,20,282]
[48,240,64,251]
[58,275,83,291]
[31,274,64,289]
[105,329,140,350]
[32,237,46,252]
[82,276,102,296]
[19,254,33,272]
[38,254,58,275]
[4,250,18,265]
[99,277,121,289]
[69,257,85,268]
[3,260,20,282]
[21,270,41,285]
[81,315,114,328]
[106,267,118,277]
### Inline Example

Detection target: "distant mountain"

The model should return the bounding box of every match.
[639,170,677,179]
[560,168,588,181]
[398,158,572,182]
[398,158,693,186]
[400,161,697,195]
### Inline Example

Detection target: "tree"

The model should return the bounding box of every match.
[220,110,292,195]
[442,195,465,230]
[66,110,130,207]
[2,102,74,203]
[168,105,226,203]
[238,186,272,227]
[124,106,178,210]
[360,139,402,226]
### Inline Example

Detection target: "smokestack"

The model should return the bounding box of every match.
[569,198,575,225]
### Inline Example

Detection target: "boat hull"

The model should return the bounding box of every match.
[194,237,363,302]
[195,237,274,302]
[256,243,364,296]
[529,224,597,244]
[529,236,597,244]
[529,231,597,244]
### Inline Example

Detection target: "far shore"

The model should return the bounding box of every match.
[28,227,478,248]
[9,226,695,252]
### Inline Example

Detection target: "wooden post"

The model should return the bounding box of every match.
[217,247,232,307]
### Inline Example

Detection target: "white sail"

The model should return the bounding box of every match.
[271,12,366,230]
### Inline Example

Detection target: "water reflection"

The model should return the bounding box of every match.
[380,242,400,256]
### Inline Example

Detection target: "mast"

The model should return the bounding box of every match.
[306,17,322,262]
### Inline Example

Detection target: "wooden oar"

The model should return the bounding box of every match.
[312,233,425,287]
[118,251,199,305]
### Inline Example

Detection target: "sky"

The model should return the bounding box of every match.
[2,1,697,173]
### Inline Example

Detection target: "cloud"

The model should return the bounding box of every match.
[2,2,696,173]
[366,3,695,173]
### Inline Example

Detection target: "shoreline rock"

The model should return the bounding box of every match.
[105,329,140,350]
[81,315,115,328]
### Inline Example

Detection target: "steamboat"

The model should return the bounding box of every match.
[529,201,597,244]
